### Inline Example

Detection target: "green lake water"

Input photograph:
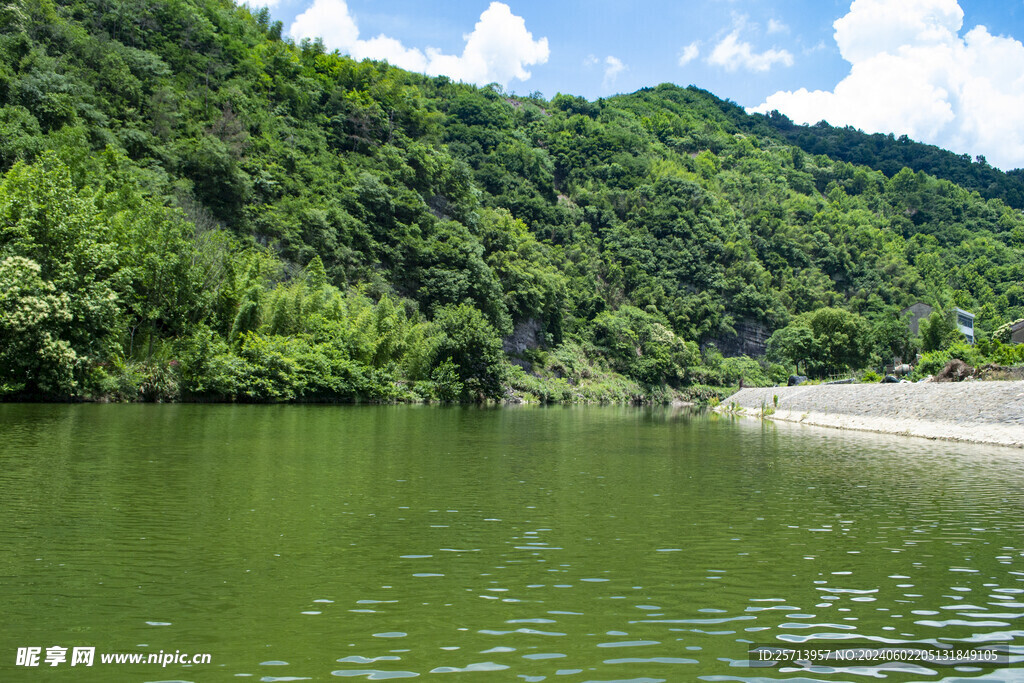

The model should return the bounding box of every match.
[1,404,1021,682]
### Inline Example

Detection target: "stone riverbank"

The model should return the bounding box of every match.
[721,381,1024,448]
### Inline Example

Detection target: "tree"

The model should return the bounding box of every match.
[0,256,77,395]
[805,307,870,376]
[918,310,962,352]
[112,199,206,358]
[767,308,869,377]
[427,304,506,400]
[765,321,815,375]
[0,153,122,389]
[592,306,698,385]
[871,314,916,365]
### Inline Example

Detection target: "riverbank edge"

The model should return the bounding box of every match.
[0,381,737,407]
[719,382,1024,448]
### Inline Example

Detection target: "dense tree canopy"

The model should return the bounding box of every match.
[757,111,1024,209]
[1,0,1022,400]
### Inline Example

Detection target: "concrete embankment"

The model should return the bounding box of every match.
[721,381,1024,448]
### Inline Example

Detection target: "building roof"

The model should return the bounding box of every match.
[900,302,932,314]
[954,306,975,319]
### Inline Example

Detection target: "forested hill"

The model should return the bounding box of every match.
[753,111,1024,209]
[1,0,1023,402]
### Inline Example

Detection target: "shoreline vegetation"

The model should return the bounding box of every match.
[2,0,1024,406]
[720,382,1024,448]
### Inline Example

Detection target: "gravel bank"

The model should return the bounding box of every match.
[721,381,1024,448]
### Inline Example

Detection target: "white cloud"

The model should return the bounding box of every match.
[603,55,626,88]
[678,41,700,67]
[354,34,428,71]
[288,0,549,86]
[832,0,962,62]
[753,0,1024,169]
[707,29,794,72]
[767,18,788,34]
[584,54,627,90]
[289,0,359,48]
[803,40,826,54]
[706,14,793,72]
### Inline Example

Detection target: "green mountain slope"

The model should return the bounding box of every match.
[2,0,1022,401]
[754,110,1024,209]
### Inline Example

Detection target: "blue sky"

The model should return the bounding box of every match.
[259,0,1024,170]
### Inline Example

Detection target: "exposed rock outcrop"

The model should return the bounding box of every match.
[503,318,542,355]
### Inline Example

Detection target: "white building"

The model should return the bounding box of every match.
[954,307,975,344]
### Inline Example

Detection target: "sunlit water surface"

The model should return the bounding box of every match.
[1,404,1021,682]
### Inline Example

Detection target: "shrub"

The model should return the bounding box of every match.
[987,340,1024,366]
[720,355,771,386]
[592,306,698,386]
[915,341,983,377]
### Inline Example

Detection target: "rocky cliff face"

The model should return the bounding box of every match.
[503,319,543,355]
[706,318,770,357]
